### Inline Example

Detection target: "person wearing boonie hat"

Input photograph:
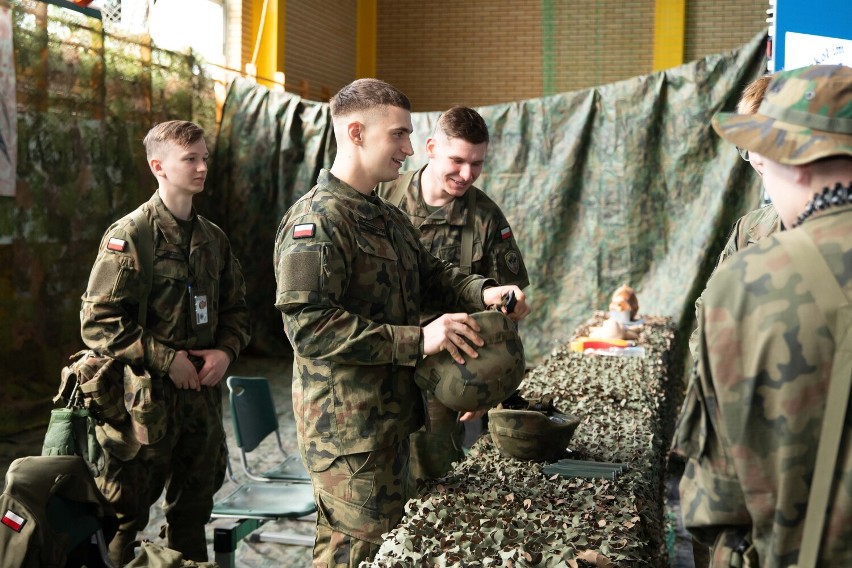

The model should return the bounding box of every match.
[673,64,852,568]
[688,73,782,364]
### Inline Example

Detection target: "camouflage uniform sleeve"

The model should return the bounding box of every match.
[715,215,747,269]
[211,230,251,362]
[479,208,530,289]
[274,212,423,367]
[80,221,175,376]
[674,281,753,556]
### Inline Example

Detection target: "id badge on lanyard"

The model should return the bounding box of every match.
[189,284,209,328]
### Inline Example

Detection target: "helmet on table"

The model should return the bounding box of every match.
[488,392,581,461]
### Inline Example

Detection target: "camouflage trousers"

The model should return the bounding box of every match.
[96,380,226,565]
[408,392,464,489]
[310,439,410,568]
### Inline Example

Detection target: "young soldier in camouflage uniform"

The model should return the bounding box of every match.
[273,79,530,567]
[80,120,251,564]
[376,106,529,484]
[688,74,781,361]
[674,65,852,567]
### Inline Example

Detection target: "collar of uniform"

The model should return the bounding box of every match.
[319,168,384,221]
[410,165,474,226]
[148,192,214,248]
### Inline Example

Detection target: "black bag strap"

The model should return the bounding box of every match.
[779,228,852,568]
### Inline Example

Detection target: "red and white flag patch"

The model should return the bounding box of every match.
[500,226,513,240]
[2,509,25,532]
[107,237,127,252]
[293,223,316,239]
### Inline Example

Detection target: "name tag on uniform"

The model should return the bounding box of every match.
[194,293,209,326]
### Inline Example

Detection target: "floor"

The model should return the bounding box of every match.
[1,355,701,567]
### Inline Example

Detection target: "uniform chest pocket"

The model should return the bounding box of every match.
[349,232,398,307]
[153,249,188,283]
[437,241,483,266]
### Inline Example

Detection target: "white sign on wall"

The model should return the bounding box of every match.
[785,31,852,69]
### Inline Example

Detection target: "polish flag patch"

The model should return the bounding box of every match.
[500,226,513,240]
[107,237,127,252]
[293,223,316,239]
[2,509,25,532]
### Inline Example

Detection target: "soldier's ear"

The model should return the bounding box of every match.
[348,121,364,145]
[150,158,164,177]
[792,163,811,186]
[426,137,436,158]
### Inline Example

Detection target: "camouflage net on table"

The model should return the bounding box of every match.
[370,314,679,567]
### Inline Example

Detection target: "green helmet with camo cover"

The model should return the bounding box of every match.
[712,64,852,165]
[414,310,525,412]
[488,392,581,461]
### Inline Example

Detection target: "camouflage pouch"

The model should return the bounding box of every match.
[124,540,219,567]
[56,350,126,426]
[123,365,167,445]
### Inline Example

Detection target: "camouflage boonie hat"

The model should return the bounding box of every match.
[415,310,525,412]
[712,64,852,165]
[488,392,581,461]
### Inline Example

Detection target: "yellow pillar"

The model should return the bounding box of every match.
[652,0,686,71]
[250,0,285,88]
[356,0,376,78]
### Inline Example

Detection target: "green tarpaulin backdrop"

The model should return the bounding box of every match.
[206,31,767,364]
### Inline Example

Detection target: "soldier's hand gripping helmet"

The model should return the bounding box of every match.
[414,310,525,412]
[488,391,581,461]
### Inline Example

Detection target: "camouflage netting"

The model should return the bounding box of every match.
[370,314,680,567]
[1,0,214,435]
[207,31,767,360]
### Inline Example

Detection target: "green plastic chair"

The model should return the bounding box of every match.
[211,477,317,567]
[226,375,311,483]
[212,377,318,566]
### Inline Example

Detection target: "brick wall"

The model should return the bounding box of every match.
[284,0,357,102]
[376,0,544,111]
[684,0,768,62]
[373,0,767,111]
[237,0,768,109]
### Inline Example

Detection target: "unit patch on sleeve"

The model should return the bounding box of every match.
[107,237,127,252]
[505,250,520,274]
[2,509,26,532]
[500,226,513,240]
[293,223,316,239]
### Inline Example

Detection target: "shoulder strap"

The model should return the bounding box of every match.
[779,229,852,568]
[128,207,154,328]
[386,170,417,208]
[459,188,477,275]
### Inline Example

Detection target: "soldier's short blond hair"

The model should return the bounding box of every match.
[329,78,411,118]
[737,74,774,115]
[142,120,205,159]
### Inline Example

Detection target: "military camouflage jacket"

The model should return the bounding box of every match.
[377,166,529,323]
[274,169,493,469]
[674,202,852,567]
[714,203,782,268]
[689,204,782,359]
[81,192,251,377]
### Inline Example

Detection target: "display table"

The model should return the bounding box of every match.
[370,314,680,567]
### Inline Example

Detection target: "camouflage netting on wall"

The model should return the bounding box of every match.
[1,0,214,435]
[208,31,767,362]
[371,315,680,566]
